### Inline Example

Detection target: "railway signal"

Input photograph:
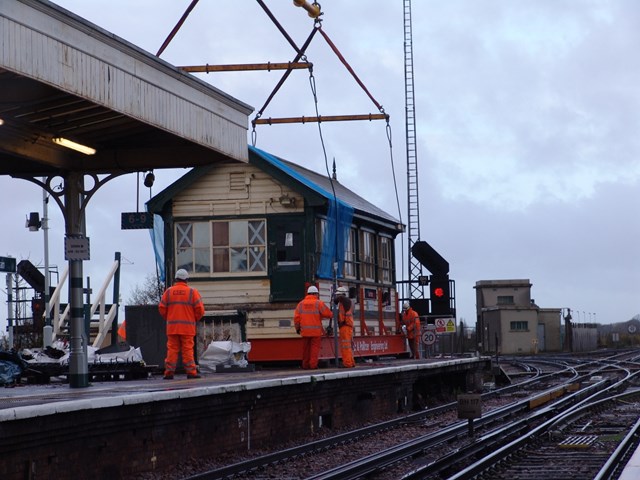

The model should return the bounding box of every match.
[430,274,451,316]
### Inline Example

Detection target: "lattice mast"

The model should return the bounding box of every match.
[404,0,422,299]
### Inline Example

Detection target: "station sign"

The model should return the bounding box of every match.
[0,256,16,273]
[121,212,154,230]
[65,236,90,261]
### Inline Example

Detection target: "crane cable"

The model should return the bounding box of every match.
[304,28,340,366]
[251,22,390,145]
[302,20,403,348]
[385,118,405,313]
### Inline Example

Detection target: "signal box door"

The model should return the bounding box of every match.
[268,216,306,302]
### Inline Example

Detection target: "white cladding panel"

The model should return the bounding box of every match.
[172,162,304,217]
[1,1,251,161]
[197,278,271,305]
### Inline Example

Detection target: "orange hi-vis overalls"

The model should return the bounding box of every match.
[294,294,332,369]
[337,298,355,368]
[159,281,205,376]
[402,307,421,359]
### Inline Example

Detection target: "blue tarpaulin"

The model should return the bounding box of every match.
[148,212,166,283]
[250,146,354,279]
[0,350,26,385]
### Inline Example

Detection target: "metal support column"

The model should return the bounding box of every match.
[42,179,52,348]
[6,273,13,349]
[65,172,89,388]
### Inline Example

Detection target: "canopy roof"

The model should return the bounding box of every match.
[0,0,253,177]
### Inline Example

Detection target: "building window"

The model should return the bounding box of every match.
[211,220,267,273]
[360,230,375,281]
[176,222,211,273]
[379,236,392,284]
[315,218,328,274]
[497,295,514,305]
[344,227,357,278]
[510,321,528,331]
[176,219,266,276]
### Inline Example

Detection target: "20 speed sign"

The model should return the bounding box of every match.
[421,330,436,346]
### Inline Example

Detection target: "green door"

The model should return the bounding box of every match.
[268,216,306,302]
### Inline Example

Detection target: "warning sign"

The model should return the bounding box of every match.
[446,319,456,333]
[434,317,456,334]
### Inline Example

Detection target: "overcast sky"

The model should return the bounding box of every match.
[2,0,639,336]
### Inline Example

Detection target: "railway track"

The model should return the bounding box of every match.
[414,362,640,480]
[181,358,587,480]
[146,355,640,480]
[443,388,640,480]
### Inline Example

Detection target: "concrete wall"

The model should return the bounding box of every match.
[538,308,562,352]
[499,309,539,354]
[475,279,533,309]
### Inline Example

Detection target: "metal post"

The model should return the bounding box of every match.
[84,276,92,340]
[332,263,339,367]
[6,273,13,349]
[65,172,89,388]
[42,180,52,347]
[111,252,121,347]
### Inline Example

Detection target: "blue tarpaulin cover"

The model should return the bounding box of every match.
[249,146,354,280]
[0,350,26,385]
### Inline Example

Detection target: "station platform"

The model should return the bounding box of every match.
[618,440,640,480]
[0,356,489,480]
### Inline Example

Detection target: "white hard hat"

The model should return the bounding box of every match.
[402,301,410,311]
[336,286,348,296]
[307,285,319,294]
[175,269,189,280]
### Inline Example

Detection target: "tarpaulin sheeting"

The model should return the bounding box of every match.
[199,341,251,372]
[250,146,354,279]
[0,350,26,385]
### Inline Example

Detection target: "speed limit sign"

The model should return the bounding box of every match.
[422,330,436,346]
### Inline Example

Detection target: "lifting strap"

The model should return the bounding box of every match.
[156,0,200,57]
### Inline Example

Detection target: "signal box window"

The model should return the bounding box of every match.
[344,227,357,279]
[176,222,210,273]
[360,230,375,282]
[315,218,329,272]
[379,236,392,284]
[176,220,266,276]
[510,321,528,331]
[222,220,266,273]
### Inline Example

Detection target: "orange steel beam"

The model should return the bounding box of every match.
[293,0,321,19]
[254,113,389,125]
[178,62,311,73]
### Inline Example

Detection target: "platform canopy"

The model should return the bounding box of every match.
[0,0,253,177]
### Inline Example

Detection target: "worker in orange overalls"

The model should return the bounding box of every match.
[401,301,421,359]
[334,286,355,368]
[158,269,205,379]
[294,285,333,369]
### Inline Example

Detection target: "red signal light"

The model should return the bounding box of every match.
[433,287,445,298]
